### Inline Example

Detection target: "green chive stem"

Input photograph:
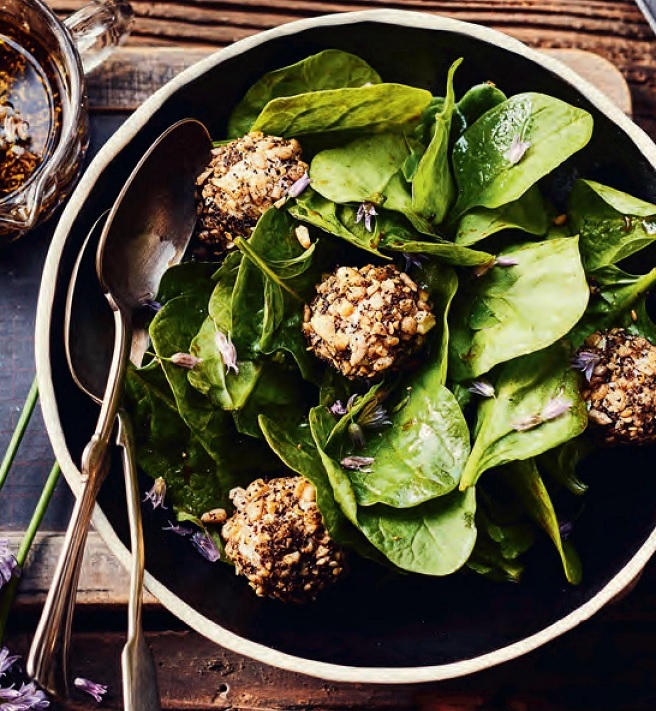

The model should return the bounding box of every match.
[0,461,61,643]
[0,377,39,493]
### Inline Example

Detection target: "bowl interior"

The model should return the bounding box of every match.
[46,17,656,671]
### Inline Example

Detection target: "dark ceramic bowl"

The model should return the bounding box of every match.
[36,10,656,683]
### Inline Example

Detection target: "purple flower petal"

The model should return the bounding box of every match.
[74,677,107,703]
[141,298,162,314]
[467,380,496,398]
[571,350,601,382]
[541,395,573,422]
[504,134,531,164]
[0,647,20,678]
[215,331,239,375]
[170,352,202,369]
[0,681,50,709]
[494,256,519,268]
[402,253,427,272]
[340,456,375,472]
[329,400,348,417]
[511,414,543,432]
[0,540,20,590]
[143,477,167,510]
[191,531,221,562]
[288,171,310,198]
[355,202,378,233]
[162,521,193,537]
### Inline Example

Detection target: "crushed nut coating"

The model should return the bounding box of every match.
[221,477,346,603]
[195,131,308,254]
[303,264,435,379]
[579,328,656,445]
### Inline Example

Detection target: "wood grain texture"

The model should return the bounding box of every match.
[50,0,656,136]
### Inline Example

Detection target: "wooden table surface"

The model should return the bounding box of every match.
[1,1,656,709]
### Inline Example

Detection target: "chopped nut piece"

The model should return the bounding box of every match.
[201,508,228,525]
[303,264,434,379]
[195,131,308,255]
[577,328,656,445]
[222,477,346,603]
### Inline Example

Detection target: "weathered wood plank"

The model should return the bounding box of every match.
[51,0,654,136]
[2,531,158,607]
[82,47,632,114]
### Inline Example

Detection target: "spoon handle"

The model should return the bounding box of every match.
[26,457,109,698]
[116,409,161,711]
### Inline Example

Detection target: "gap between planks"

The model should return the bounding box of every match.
[84,46,632,114]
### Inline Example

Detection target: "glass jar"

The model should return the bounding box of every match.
[0,0,133,240]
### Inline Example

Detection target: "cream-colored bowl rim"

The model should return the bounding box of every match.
[36,9,656,684]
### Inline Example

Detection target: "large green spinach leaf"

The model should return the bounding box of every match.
[449,237,589,380]
[568,179,656,270]
[461,344,588,489]
[411,58,461,223]
[251,83,432,137]
[501,460,582,584]
[227,50,382,138]
[455,186,549,246]
[451,93,593,218]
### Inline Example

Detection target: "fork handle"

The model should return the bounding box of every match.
[26,467,105,698]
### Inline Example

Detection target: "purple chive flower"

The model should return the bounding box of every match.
[358,400,392,430]
[142,298,162,314]
[504,134,531,165]
[0,540,19,590]
[288,171,310,198]
[0,648,20,678]
[143,477,167,510]
[191,531,221,563]
[402,253,427,272]
[355,202,378,232]
[467,380,496,398]
[341,456,375,472]
[329,400,348,417]
[0,681,50,709]
[571,350,601,382]
[559,520,574,540]
[74,677,107,703]
[162,521,193,537]
[495,256,519,268]
[541,395,573,421]
[512,394,573,432]
[215,331,239,375]
[170,352,202,370]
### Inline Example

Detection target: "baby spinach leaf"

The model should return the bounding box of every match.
[227,50,382,138]
[460,344,588,489]
[230,207,318,378]
[343,377,471,508]
[501,460,582,584]
[449,237,589,380]
[568,179,656,270]
[309,134,436,235]
[157,261,218,304]
[453,82,507,137]
[355,488,477,575]
[451,93,593,218]
[455,186,549,246]
[411,58,462,224]
[537,437,591,496]
[288,189,387,257]
[568,264,656,347]
[251,83,432,137]
[376,210,493,267]
[309,405,478,575]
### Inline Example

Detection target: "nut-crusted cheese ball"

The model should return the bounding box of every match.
[303,264,435,379]
[195,131,308,254]
[579,328,656,445]
[221,477,346,603]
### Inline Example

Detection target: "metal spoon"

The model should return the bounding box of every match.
[64,213,161,710]
[27,119,211,700]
